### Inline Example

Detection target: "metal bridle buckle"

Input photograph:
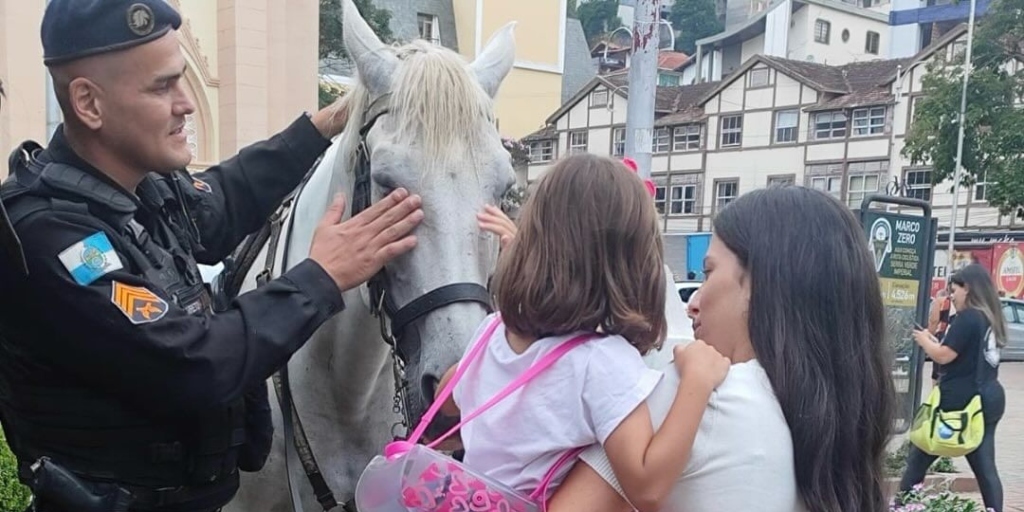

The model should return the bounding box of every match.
[377,290,396,347]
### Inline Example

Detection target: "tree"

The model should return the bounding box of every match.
[668,0,724,55]
[578,0,623,46]
[902,0,1024,218]
[318,0,393,107]
[567,0,579,19]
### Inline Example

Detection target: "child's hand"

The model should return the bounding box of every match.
[477,205,517,251]
[673,340,731,393]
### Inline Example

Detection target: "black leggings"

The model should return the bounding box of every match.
[899,380,1006,511]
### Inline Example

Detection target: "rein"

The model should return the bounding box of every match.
[217,92,493,512]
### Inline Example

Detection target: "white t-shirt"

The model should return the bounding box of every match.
[453,315,663,498]
[580,360,806,512]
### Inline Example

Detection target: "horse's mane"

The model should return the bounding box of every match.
[338,40,495,174]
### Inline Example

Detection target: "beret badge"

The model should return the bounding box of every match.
[126,3,156,37]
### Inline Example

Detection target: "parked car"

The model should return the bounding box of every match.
[675,281,701,305]
[1000,298,1024,362]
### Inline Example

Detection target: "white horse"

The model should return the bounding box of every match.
[226,1,517,509]
[225,1,694,509]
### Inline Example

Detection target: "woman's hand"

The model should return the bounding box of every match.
[912,328,936,349]
[478,205,517,250]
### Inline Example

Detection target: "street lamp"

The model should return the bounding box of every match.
[601,21,677,68]
[947,0,978,277]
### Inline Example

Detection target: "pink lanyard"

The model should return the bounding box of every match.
[387,315,594,503]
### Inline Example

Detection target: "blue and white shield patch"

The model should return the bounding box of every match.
[58,232,124,286]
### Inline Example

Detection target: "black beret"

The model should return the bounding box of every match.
[42,0,183,66]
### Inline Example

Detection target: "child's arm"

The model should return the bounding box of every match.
[437,364,460,417]
[601,340,729,512]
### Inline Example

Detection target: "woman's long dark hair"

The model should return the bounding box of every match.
[714,187,894,512]
[951,263,1008,347]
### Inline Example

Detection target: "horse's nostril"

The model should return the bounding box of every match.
[421,374,440,403]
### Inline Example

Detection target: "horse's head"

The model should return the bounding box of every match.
[338,0,516,439]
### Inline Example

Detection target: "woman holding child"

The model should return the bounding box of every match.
[460,154,895,511]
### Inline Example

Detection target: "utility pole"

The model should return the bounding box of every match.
[625,0,661,180]
[947,0,977,276]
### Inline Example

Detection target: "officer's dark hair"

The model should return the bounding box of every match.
[712,186,894,512]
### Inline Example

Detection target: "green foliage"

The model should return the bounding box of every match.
[318,0,392,108]
[902,0,1024,218]
[885,440,956,477]
[567,0,579,19]
[892,485,988,512]
[668,0,724,55]
[0,430,30,512]
[578,0,623,46]
[319,0,393,61]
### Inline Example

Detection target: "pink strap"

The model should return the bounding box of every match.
[529,445,586,506]
[386,315,592,503]
[424,321,595,450]
[399,316,504,449]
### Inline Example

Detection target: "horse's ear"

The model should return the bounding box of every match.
[471,22,517,99]
[343,0,398,96]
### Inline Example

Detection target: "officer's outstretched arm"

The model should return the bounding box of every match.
[10,209,343,418]
[181,115,332,264]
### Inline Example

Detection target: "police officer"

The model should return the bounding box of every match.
[0,1,423,511]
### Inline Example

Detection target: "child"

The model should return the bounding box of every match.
[445,154,730,512]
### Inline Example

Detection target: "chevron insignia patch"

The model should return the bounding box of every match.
[110,281,168,324]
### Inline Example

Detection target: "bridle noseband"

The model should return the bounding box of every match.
[351,93,494,437]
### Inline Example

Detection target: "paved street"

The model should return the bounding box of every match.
[918,362,1024,510]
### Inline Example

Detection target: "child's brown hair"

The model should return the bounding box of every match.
[492,153,667,353]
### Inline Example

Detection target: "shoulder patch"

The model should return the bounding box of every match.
[192,178,212,193]
[58,232,124,286]
[111,282,168,325]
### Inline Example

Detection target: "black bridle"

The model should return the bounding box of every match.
[351,93,493,435]
[240,93,493,512]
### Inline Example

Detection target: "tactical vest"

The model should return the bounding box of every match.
[0,142,246,507]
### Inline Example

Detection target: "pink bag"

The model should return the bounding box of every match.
[354,316,592,512]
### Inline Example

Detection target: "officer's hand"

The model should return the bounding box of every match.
[310,189,423,292]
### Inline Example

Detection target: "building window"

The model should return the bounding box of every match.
[841,29,850,43]
[852,106,886,136]
[815,19,831,44]
[813,111,847,140]
[848,173,880,208]
[673,125,701,152]
[749,68,770,88]
[417,14,440,44]
[654,186,667,214]
[658,73,681,86]
[715,180,739,211]
[591,90,609,108]
[528,141,555,163]
[975,171,991,202]
[612,128,626,156]
[775,110,799,143]
[865,31,880,55]
[810,175,843,199]
[720,115,743,147]
[768,175,795,187]
[951,40,967,61]
[569,131,588,154]
[653,127,671,154]
[910,96,924,126]
[670,185,698,214]
[904,169,933,202]
[847,160,888,208]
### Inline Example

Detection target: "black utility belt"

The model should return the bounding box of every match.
[24,457,238,512]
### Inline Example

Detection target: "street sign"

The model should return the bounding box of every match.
[860,195,936,434]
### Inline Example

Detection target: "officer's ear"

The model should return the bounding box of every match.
[66,77,105,131]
